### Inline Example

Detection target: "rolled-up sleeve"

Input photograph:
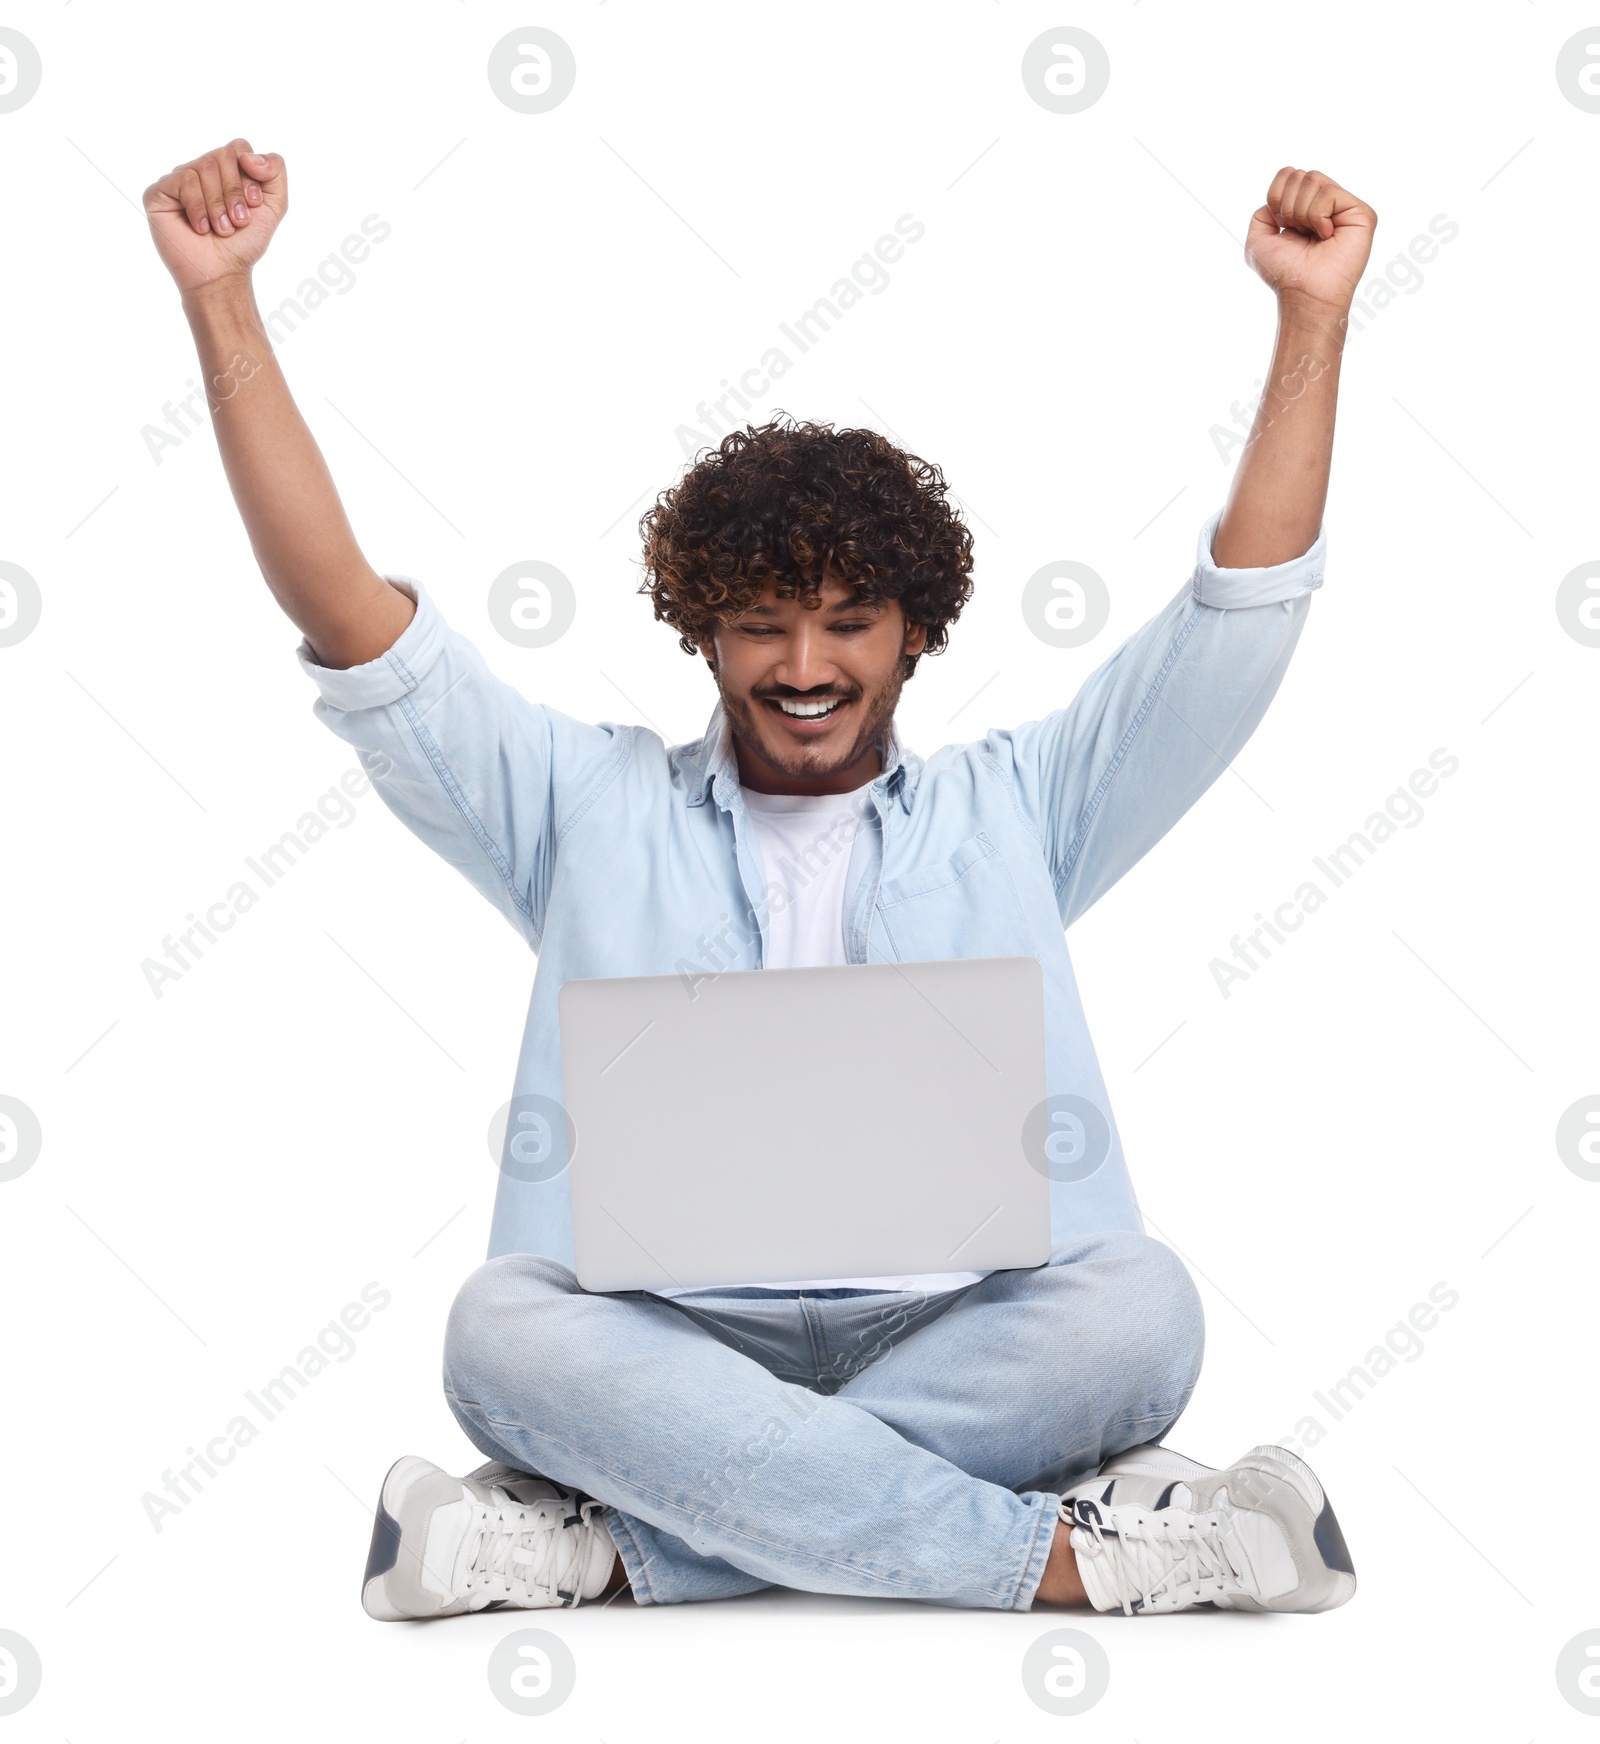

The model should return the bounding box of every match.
[296,576,629,947]
[987,513,1325,930]
[1190,507,1325,608]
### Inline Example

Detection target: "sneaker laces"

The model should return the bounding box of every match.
[1063,1499,1249,1615]
[459,1487,605,1608]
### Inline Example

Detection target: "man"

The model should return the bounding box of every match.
[144,141,1376,1618]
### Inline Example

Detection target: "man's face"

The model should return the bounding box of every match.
[701,567,928,795]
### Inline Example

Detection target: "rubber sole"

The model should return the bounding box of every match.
[1232,1444,1357,1612]
[360,1455,471,1621]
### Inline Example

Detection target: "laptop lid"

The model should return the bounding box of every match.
[558,955,1051,1292]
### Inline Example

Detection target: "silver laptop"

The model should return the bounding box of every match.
[558,955,1051,1292]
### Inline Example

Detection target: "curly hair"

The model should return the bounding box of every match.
[637,414,975,675]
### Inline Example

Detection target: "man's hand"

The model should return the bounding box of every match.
[1245,168,1376,318]
[143,140,287,296]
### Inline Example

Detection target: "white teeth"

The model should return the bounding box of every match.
[776,698,842,718]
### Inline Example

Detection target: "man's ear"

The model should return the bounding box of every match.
[903,621,928,658]
[698,633,717,674]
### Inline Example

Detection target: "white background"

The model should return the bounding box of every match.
[2,0,1596,1737]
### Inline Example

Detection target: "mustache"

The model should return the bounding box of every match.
[751,688,857,703]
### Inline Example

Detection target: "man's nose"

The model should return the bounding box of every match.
[773,623,837,692]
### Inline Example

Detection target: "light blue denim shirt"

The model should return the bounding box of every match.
[296,510,1324,1265]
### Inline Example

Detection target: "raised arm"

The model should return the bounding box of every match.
[1211,167,1377,567]
[989,167,1375,929]
[143,139,414,670]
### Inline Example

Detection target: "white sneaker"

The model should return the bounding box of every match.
[1056,1442,1356,1616]
[361,1456,618,1620]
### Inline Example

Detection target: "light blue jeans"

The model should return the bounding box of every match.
[442,1229,1204,1609]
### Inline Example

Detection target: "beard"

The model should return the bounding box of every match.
[715,654,910,783]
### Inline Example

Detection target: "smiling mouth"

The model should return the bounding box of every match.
[763,696,850,721]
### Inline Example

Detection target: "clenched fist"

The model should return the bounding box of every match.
[144,139,288,295]
[1246,168,1376,318]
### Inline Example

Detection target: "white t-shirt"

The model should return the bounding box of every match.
[744,780,865,968]
[655,780,990,1298]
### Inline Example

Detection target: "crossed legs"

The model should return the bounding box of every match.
[441,1229,1204,1609]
